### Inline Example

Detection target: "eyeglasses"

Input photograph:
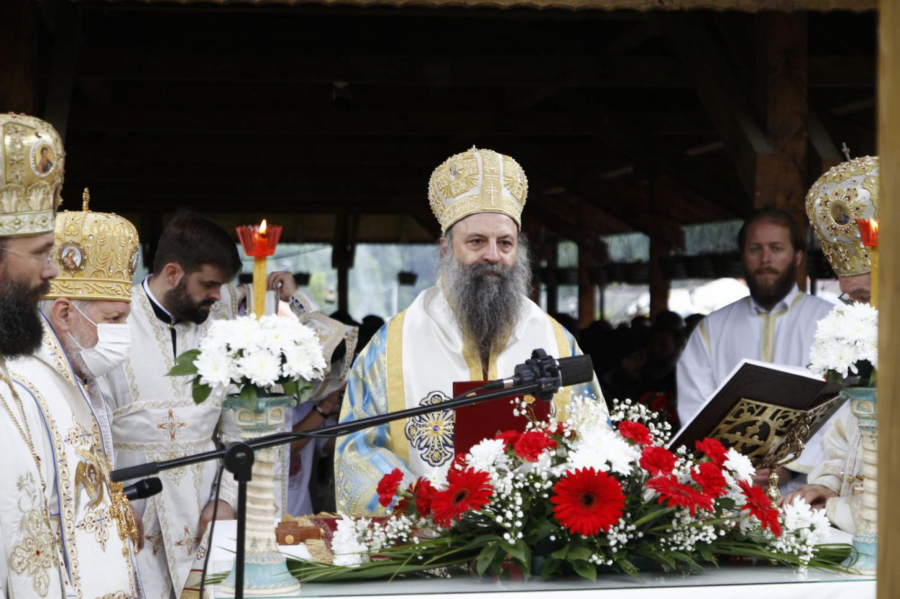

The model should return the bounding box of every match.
[838,292,871,306]
[0,246,54,266]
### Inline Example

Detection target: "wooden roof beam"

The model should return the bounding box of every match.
[666,13,773,199]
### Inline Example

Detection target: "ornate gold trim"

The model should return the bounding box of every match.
[550,318,572,420]
[386,311,409,463]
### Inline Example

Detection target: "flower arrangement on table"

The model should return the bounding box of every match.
[288,397,855,583]
[808,302,878,387]
[168,314,327,408]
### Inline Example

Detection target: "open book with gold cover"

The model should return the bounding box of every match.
[669,359,844,468]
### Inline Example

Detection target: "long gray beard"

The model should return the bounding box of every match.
[439,241,532,373]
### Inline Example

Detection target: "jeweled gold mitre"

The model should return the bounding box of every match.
[428,147,528,234]
[805,156,878,277]
[45,189,140,303]
[0,113,66,237]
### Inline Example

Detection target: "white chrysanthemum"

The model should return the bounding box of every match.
[567,426,639,475]
[467,438,509,474]
[195,350,235,387]
[199,320,231,355]
[565,395,611,442]
[282,343,327,381]
[223,317,268,352]
[723,448,754,483]
[236,349,282,388]
[782,497,815,531]
[332,516,370,567]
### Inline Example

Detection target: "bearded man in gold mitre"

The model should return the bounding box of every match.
[0,113,141,598]
[335,147,606,515]
[780,156,878,533]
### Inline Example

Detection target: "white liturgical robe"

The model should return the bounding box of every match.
[1,322,140,599]
[676,284,835,473]
[104,278,348,599]
[807,404,862,533]
[336,285,607,516]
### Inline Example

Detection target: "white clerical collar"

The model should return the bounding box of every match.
[142,275,175,320]
[748,283,801,315]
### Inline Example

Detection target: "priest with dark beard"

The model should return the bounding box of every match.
[676,207,835,489]
[335,148,605,516]
[0,113,140,598]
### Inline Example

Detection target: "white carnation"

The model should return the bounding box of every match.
[723,448,755,483]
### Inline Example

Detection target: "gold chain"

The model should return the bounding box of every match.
[0,373,48,494]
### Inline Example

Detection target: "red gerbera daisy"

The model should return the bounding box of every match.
[618,420,652,445]
[692,462,727,498]
[646,475,714,516]
[430,467,493,527]
[513,431,558,462]
[414,478,436,518]
[494,430,521,450]
[550,468,625,536]
[376,468,404,508]
[738,481,782,536]
[695,438,728,467]
[640,446,677,477]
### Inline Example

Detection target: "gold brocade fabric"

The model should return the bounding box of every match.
[45,189,140,303]
[0,113,66,236]
[428,148,528,233]
[805,156,879,277]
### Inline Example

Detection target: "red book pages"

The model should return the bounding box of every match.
[452,381,552,455]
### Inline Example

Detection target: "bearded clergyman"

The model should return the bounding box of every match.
[335,148,605,515]
[676,207,835,489]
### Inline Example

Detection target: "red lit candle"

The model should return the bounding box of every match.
[236,219,283,317]
[856,218,879,308]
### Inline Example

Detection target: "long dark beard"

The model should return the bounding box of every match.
[165,277,215,324]
[743,259,797,309]
[0,279,49,358]
[439,239,532,373]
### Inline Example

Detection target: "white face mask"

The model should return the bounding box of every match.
[67,303,132,377]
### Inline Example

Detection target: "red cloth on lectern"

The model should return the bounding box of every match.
[452,381,552,456]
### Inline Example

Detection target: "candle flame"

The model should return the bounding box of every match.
[259,219,268,235]
[871,219,879,236]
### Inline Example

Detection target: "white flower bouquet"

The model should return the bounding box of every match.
[168,314,327,409]
[808,303,878,386]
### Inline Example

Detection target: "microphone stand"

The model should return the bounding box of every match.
[112,368,568,599]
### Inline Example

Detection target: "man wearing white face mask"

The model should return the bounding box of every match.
[39,298,132,460]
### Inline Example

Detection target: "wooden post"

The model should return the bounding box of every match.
[0,0,35,114]
[877,0,900,595]
[649,179,672,319]
[649,236,670,320]
[755,13,810,290]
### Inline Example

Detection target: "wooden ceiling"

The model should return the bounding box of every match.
[19,2,877,246]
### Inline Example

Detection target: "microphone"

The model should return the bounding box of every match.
[485,349,594,401]
[123,477,163,501]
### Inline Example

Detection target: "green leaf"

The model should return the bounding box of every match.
[571,560,597,581]
[500,539,527,564]
[566,547,592,562]
[240,384,259,411]
[539,557,560,581]
[192,376,213,404]
[167,349,201,377]
[475,544,499,577]
[280,379,300,399]
[550,546,569,560]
